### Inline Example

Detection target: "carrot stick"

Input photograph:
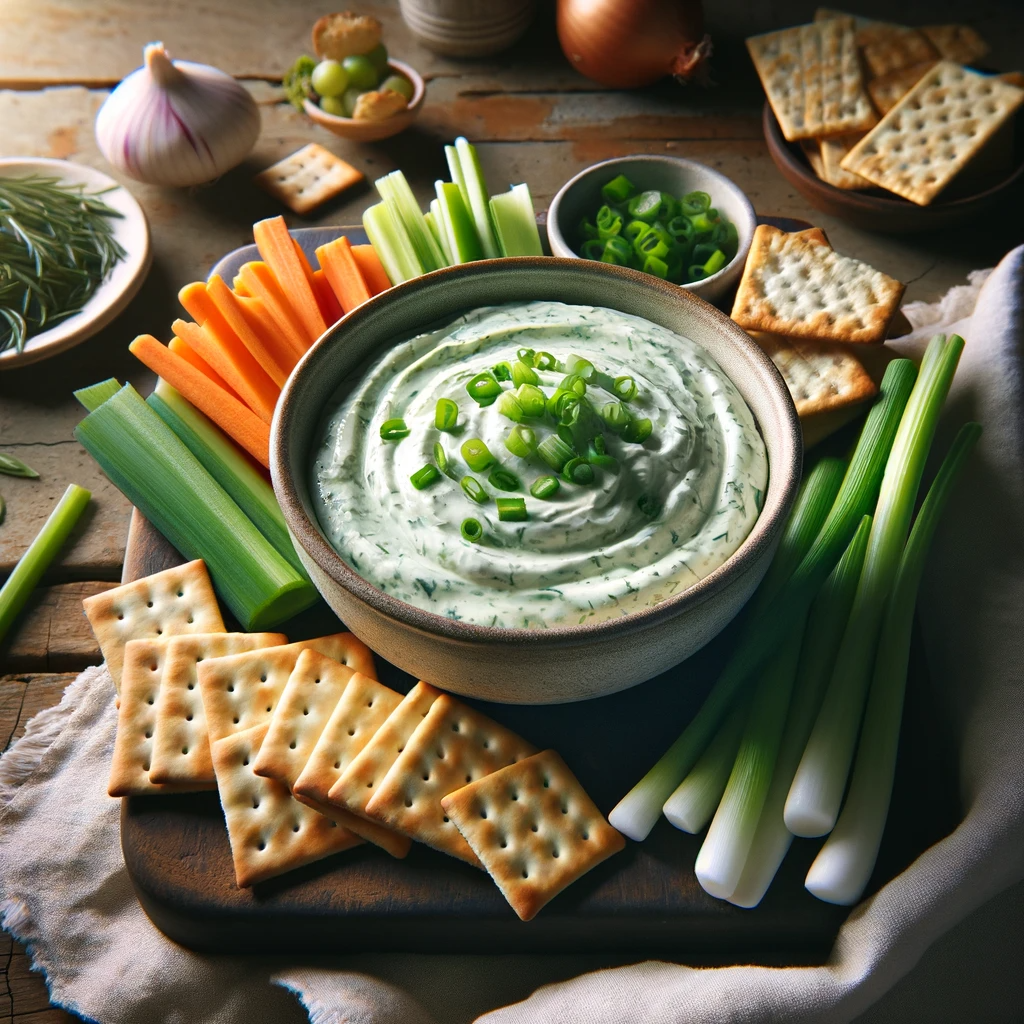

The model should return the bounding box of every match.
[207,274,293,387]
[316,236,373,314]
[177,283,280,423]
[232,274,253,297]
[312,268,344,326]
[129,334,271,468]
[168,335,243,403]
[252,217,326,342]
[237,261,310,359]
[351,244,392,296]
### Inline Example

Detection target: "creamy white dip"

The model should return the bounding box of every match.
[312,301,768,629]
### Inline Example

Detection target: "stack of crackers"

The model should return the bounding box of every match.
[85,560,624,920]
[748,12,1024,204]
[729,224,904,443]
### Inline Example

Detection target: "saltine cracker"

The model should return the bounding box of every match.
[253,144,363,215]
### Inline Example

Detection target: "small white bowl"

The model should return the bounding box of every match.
[547,155,756,306]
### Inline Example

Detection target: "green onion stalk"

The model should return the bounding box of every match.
[805,421,980,905]
[786,336,964,838]
[727,515,872,908]
[609,358,917,842]
[0,484,91,645]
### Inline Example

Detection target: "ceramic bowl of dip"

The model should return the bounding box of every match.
[547,155,757,306]
[272,258,801,705]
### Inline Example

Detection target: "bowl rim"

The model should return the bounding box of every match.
[546,154,758,292]
[302,58,425,123]
[762,100,1024,212]
[272,257,802,649]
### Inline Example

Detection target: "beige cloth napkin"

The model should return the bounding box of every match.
[2,246,1022,1024]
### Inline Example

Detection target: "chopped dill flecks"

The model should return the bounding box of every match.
[416,578,437,598]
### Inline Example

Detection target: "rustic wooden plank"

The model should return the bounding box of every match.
[0,934,78,1024]
[0,673,77,751]
[0,582,113,673]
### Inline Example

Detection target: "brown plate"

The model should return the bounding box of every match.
[763,102,1024,234]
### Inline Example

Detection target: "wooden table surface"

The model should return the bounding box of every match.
[1,1,1022,1021]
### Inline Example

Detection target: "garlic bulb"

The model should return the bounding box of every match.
[96,42,260,187]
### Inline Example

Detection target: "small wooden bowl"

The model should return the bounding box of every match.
[303,60,424,143]
[763,102,1024,234]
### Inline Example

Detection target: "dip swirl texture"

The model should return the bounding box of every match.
[312,301,768,629]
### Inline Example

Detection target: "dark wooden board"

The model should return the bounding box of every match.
[119,224,959,956]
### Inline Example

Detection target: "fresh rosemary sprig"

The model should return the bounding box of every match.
[1,175,127,354]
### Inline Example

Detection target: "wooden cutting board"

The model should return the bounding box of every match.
[119,223,958,956]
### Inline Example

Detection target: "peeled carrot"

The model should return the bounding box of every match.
[178,282,280,423]
[237,261,310,359]
[316,236,373,314]
[232,274,253,298]
[167,335,244,403]
[207,274,294,387]
[351,244,392,296]
[129,335,271,468]
[312,268,344,326]
[252,217,326,342]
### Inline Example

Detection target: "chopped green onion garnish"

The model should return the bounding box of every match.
[680,190,711,216]
[627,190,664,223]
[547,389,578,421]
[511,360,539,387]
[435,398,459,431]
[537,434,574,472]
[563,354,595,380]
[703,249,727,276]
[515,383,547,418]
[622,417,653,444]
[637,493,659,517]
[466,371,501,406]
[461,438,494,472]
[534,350,557,371]
[600,401,630,433]
[613,375,637,401]
[460,476,488,503]
[496,497,527,522]
[497,391,525,422]
[644,255,669,278]
[562,457,595,485]
[579,218,599,241]
[602,173,635,203]
[461,517,483,543]
[667,215,696,242]
[596,204,623,239]
[517,347,535,364]
[433,441,456,479]
[410,464,440,490]
[380,417,410,441]
[601,236,632,265]
[488,466,521,491]
[504,424,538,458]
[559,373,587,397]
[589,453,619,471]
[492,361,512,382]
[530,475,560,500]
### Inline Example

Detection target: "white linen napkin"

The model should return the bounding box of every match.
[2,245,1022,1024]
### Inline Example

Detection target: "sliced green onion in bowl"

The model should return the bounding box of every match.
[504,425,538,458]
[596,205,623,239]
[488,466,521,491]
[410,464,440,490]
[643,255,669,278]
[496,497,527,522]
[380,417,410,441]
[435,398,459,431]
[602,173,635,203]
[460,476,488,503]
[461,517,483,543]
[530,475,560,500]
[680,190,711,216]
[461,438,495,471]
[703,249,727,276]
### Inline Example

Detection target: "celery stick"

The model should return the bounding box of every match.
[376,171,446,272]
[436,181,483,264]
[728,515,872,908]
[425,202,452,265]
[806,422,980,905]
[362,202,423,284]
[663,699,747,833]
[489,184,543,257]
[609,359,916,842]
[0,484,90,645]
[453,137,500,259]
[786,336,964,838]
[694,615,806,899]
[609,452,845,840]
[75,384,317,630]
[147,381,307,578]
[74,377,122,412]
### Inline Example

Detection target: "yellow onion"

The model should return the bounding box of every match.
[557,0,711,89]
[96,43,260,187]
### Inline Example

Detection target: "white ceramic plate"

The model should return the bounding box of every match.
[0,157,150,369]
